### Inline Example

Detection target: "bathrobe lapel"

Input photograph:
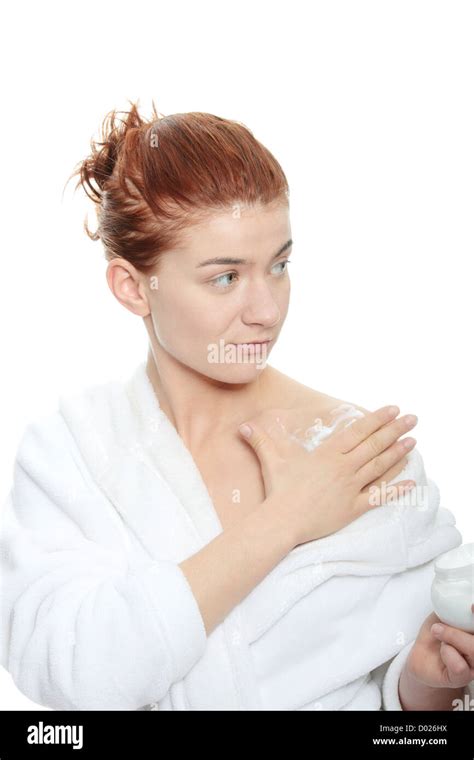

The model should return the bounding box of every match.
[58,362,222,558]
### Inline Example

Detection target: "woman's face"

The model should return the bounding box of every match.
[146,201,292,383]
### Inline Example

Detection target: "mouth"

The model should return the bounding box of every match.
[230,339,272,348]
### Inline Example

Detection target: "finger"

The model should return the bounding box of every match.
[326,405,400,454]
[238,419,280,471]
[355,438,416,490]
[354,480,416,514]
[438,641,472,685]
[348,414,418,472]
[360,455,409,493]
[431,623,474,665]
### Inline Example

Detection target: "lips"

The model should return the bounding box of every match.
[231,339,272,345]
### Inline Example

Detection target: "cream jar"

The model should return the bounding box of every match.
[431,543,474,632]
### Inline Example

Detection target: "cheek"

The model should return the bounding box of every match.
[275,283,290,321]
[152,288,232,349]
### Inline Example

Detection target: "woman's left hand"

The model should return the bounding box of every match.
[405,610,474,690]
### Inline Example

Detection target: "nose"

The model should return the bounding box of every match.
[240,279,281,328]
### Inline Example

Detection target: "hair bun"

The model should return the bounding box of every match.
[66,99,162,240]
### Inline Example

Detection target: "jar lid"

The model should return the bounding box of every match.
[434,542,474,580]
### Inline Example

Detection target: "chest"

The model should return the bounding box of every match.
[191,439,266,531]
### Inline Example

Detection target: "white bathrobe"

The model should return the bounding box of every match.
[0,360,472,711]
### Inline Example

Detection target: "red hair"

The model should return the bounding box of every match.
[68,100,290,274]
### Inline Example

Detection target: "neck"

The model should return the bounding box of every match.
[145,345,275,450]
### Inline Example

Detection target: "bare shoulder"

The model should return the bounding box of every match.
[266,367,409,479]
[266,366,371,421]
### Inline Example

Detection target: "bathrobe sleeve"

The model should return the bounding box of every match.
[0,414,208,711]
[375,641,414,710]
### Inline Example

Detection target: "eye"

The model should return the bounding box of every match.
[209,259,292,291]
[210,272,239,289]
[271,258,292,275]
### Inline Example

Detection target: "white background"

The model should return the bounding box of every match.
[0,0,472,709]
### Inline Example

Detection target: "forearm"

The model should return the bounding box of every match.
[179,497,295,636]
[398,664,465,710]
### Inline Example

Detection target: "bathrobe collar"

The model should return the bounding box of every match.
[58,360,224,557]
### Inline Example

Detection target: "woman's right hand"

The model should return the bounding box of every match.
[238,405,418,547]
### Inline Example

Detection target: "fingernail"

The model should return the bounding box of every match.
[432,623,444,636]
[239,423,252,439]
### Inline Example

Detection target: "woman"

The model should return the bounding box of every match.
[1,102,472,711]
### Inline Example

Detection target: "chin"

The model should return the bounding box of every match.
[175,342,273,383]
[203,359,270,384]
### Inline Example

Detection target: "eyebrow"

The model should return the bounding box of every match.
[195,239,293,268]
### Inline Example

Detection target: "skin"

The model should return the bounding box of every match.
[105,198,474,709]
